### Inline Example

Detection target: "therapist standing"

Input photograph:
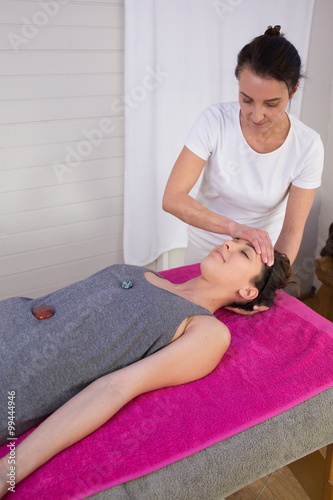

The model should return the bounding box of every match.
[163,25,324,268]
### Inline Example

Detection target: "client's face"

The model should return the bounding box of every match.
[204,238,263,291]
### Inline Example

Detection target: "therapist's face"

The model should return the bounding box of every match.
[238,67,293,134]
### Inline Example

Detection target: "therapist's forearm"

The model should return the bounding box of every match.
[274,230,302,265]
[274,185,316,265]
[163,191,234,235]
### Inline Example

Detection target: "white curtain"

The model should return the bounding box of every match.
[124,0,315,266]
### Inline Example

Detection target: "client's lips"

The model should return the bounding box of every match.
[216,249,225,261]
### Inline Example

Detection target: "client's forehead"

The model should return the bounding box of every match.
[234,238,256,254]
[244,241,256,252]
[232,239,263,271]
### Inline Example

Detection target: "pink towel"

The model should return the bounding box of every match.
[1,263,333,499]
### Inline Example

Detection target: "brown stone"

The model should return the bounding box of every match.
[32,305,55,320]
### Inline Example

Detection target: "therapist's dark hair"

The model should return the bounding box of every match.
[229,250,294,311]
[235,25,302,96]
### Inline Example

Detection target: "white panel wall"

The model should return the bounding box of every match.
[317,85,333,255]
[312,0,333,274]
[295,0,333,294]
[0,0,125,300]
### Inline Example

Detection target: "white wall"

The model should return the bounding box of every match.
[294,0,333,294]
[312,0,333,270]
[0,0,125,300]
[317,84,333,254]
[1,0,332,299]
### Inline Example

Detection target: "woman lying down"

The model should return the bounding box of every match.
[0,239,292,496]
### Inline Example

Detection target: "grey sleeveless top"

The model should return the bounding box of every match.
[0,264,212,444]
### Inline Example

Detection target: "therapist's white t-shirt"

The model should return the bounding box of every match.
[185,101,324,254]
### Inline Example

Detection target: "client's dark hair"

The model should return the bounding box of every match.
[229,250,293,311]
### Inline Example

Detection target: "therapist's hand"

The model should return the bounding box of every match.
[228,222,274,266]
[224,304,270,315]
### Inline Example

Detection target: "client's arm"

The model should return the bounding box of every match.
[0,316,230,497]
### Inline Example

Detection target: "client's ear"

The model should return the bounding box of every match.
[238,286,258,301]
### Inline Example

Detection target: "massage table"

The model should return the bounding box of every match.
[1,263,333,499]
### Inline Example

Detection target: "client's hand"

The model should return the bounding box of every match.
[224,304,269,316]
[0,458,8,499]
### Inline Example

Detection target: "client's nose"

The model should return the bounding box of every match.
[224,241,232,251]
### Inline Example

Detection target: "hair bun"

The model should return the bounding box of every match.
[264,25,281,36]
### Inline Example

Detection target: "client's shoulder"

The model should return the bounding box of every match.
[186,314,231,346]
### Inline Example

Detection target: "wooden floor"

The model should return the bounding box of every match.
[225,465,310,500]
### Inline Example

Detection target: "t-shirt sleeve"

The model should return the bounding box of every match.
[292,134,324,189]
[184,106,220,161]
